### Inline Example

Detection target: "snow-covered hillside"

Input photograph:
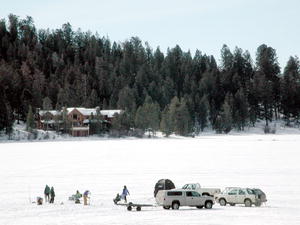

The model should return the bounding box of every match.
[0,136,300,225]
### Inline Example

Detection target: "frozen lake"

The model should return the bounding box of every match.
[1,135,300,225]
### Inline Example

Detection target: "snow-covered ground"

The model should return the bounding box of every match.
[1,120,300,143]
[1,135,300,225]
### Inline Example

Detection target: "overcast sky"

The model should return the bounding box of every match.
[1,0,300,69]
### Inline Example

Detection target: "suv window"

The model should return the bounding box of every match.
[228,189,238,195]
[167,191,182,196]
[247,189,255,195]
[239,189,246,195]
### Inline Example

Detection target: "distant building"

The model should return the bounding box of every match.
[36,107,122,136]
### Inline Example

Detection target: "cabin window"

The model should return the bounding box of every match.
[73,114,78,120]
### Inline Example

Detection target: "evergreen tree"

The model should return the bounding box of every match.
[160,106,173,137]
[168,96,191,136]
[135,96,160,136]
[233,88,249,130]
[85,89,99,108]
[219,97,233,134]
[281,56,300,124]
[26,105,35,132]
[111,111,131,136]
[198,95,209,132]
[255,44,280,124]
[117,86,136,128]
[43,97,53,110]
[62,107,70,133]
[0,93,14,135]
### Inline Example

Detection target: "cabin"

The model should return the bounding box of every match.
[37,110,62,130]
[37,107,122,136]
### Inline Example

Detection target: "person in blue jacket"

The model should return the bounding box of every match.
[122,185,130,203]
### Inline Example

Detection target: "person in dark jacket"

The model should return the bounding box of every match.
[49,187,55,203]
[44,185,50,202]
[122,186,130,203]
[74,190,82,204]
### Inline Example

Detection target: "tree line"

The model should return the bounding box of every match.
[1,14,300,137]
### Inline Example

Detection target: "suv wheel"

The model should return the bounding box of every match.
[244,199,252,207]
[163,206,170,210]
[205,201,213,209]
[219,198,226,206]
[255,202,262,207]
[172,202,180,210]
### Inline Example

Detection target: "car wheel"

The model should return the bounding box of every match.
[127,206,132,211]
[229,203,235,206]
[219,198,226,206]
[255,202,262,207]
[244,199,252,207]
[205,201,213,209]
[136,206,141,211]
[196,205,204,209]
[163,206,170,210]
[172,202,180,210]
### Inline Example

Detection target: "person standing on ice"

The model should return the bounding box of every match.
[83,190,90,205]
[44,185,50,202]
[49,187,55,203]
[122,186,130,203]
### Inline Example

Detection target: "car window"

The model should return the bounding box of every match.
[239,189,246,195]
[186,191,193,197]
[228,189,238,195]
[191,191,200,197]
[167,191,182,196]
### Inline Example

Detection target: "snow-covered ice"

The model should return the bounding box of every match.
[1,135,300,225]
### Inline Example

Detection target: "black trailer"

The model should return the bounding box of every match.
[115,202,154,211]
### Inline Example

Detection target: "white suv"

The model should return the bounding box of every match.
[156,189,215,210]
[215,187,264,207]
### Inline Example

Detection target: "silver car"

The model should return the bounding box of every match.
[156,189,215,210]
